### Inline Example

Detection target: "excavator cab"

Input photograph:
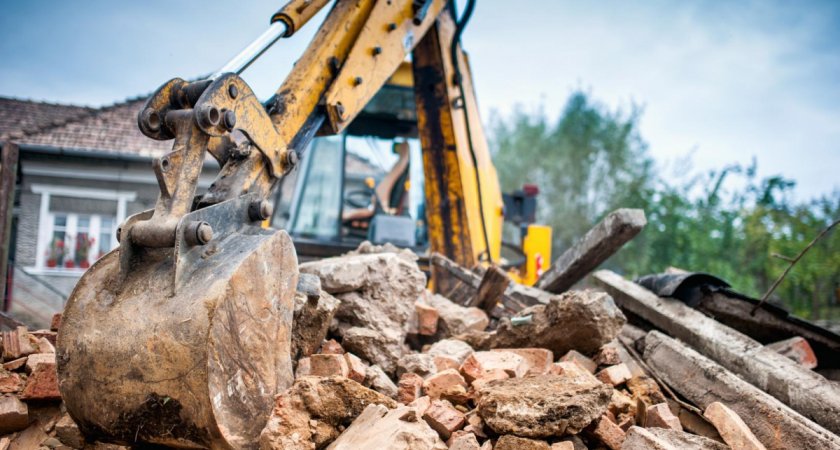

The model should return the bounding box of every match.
[272,66,429,260]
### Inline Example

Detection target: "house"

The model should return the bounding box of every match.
[0,96,218,327]
[0,93,395,329]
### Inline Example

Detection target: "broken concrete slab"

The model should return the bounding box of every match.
[325,404,447,450]
[342,326,403,375]
[458,290,626,356]
[364,364,398,399]
[427,339,474,365]
[594,270,840,436]
[703,402,766,450]
[477,374,612,438]
[397,353,438,378]
[642,330,840,450]
[622,426,728,450]
[291,281,340,360]
[536,209,646,293]
[425,293,489,338]
[259,376,397,450]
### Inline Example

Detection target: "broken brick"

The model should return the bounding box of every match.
[0,370,24,393]
[416,302,439,336]
[645,403,682,431]
[703,401,766,450]
[766,336,817,370]
[410,395,432,417]
[594,345,622,366]
[343,352,367,383]
[50,313,62,332]
[25,353,55,373]
[423,369,468,403]
[470,368,510,393]
[587,415,626,450]
[423,399,466,440]
[2,357,26,372]
[433,355,460,372]
[596,363,632,386]
[460,351,527,382]
[549,361,601,385]
[492,348,553,376]
[559,350,597,373]
[1,327,37,360]
[447,430,480,450]
[320,339,344,355]
[295,357,311,378]
[310,353,350,377]
[20,363,60,400]
[398,372,425,404]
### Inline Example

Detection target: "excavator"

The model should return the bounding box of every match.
[56,0,552,448]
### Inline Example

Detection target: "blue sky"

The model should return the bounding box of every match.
[2,1,838,198]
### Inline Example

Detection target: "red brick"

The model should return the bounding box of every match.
[25,353,55,374]
[645,403,682,431]
[409,395,432,416]
[0,370,23,393]
[594,345,622,366]
[343,352,367,383]
[415,302,439,336]
[434,355,461,372]
[1,327,37,360]
[767,336,817,369]
[460,351,527,382]
[423,369,468,404]
[492,348,553,376]
[422,399,465,440]
[588,415,626,450]
[559,350,597,373]
[309,353,350,377]
[703,401,766,450]
[20,363,60,400]
[596,363,632,386]
[464,410,487,439]
[319,339,344,355]
[398,372,424,404]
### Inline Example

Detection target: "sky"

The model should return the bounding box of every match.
[2,0,838,199]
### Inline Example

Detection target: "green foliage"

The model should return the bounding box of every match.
[489,91,840,322]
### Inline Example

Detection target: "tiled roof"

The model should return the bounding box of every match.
[0,96,171,157]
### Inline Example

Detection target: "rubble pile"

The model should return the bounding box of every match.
[2,239,839,449]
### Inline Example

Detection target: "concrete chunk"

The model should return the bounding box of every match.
[477,374,612,438]
[495,435,550,450]
[646,403,682,431]
[326,404,446,450]
[622,426,728,450]
[0,395,28,434]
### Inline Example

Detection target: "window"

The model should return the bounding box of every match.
[31,185,136,274]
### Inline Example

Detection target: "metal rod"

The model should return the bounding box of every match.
[210,21,288,79]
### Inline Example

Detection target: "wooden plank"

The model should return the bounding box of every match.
[537,209,646,293]
[643,330,840,450]
[469,265,511,313]
[593,270,840,436]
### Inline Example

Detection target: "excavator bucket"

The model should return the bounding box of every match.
[56,194,299,449]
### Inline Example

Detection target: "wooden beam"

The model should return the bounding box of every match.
[643,330,840,450]
[0,142,18,310]
[593,269,840,436]
[469,265,511,313]
[537,209,646,293]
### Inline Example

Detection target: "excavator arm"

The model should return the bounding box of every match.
[56,0,506,448]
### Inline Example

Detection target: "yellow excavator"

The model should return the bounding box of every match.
[57,0,552,448]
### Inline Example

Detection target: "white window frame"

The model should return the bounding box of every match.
[28,184,136,276]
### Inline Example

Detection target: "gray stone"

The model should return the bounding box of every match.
[365,364,399,399]
[291,289,340,360]
[426,339,474,365]
[622,426,728,450]
[0,395,28,434]
[397,353,438,378]
[425,294,489,338]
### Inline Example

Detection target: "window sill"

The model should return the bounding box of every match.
[23,267,89,277]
